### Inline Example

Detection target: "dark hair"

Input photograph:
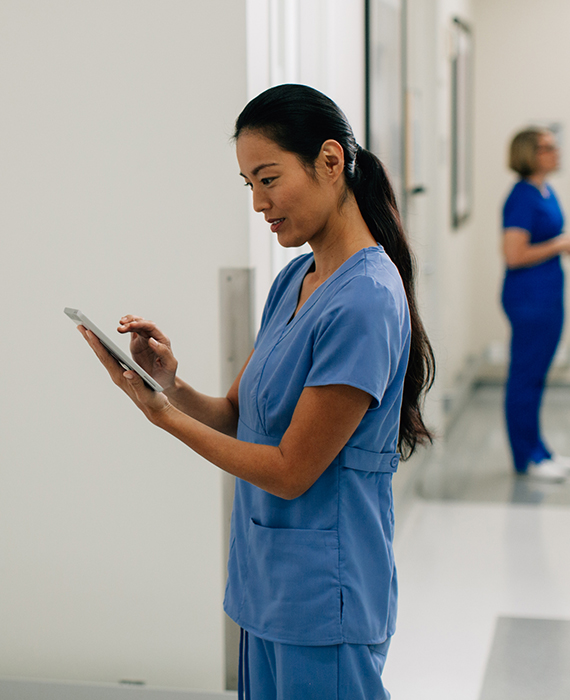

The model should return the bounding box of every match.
[235,84,435,458]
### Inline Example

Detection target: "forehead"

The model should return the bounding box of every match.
[236,131,297,175]
[538,131,555,144]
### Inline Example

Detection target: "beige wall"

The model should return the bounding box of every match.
[0,1,248,691]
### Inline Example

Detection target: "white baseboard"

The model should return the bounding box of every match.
[0,678,237,700]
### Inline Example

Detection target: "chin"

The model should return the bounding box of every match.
[277,233,307,249]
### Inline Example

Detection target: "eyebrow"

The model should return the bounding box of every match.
[239,162,279,178]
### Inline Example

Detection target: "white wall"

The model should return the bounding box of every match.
[0,1,248,691]
[434,0,475,409]
[404,0,473,431]
[471,0,570,363]
[246,0,366,327]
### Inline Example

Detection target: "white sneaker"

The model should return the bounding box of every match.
[551,454,570,473]
[526,459,567,482]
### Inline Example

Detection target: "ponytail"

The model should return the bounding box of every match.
[349,147,435,458]
[234,84,435,458]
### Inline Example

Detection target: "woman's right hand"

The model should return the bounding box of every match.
[117,315,178,391]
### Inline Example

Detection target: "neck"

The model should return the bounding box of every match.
[309,196,376,282]
[527,172,547,189]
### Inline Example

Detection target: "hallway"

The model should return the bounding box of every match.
[385,385,570,699]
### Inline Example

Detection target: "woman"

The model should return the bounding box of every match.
[80,84,434,699]
[502,127,570,481]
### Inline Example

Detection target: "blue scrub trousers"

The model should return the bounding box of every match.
[238,629,391,700]
[502,287,563,473]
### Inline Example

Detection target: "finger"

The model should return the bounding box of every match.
[123,369,168,411]
[123,370,154,397]
[118,318,159,334]
[117,317,150,333]
[123,369,143,388]
[119,321,171,345]
[118,315,144,329]
[81,329,126,383]
[85,331,116,366]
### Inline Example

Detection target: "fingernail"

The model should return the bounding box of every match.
[124,372,134,380]
[149,338,158,346]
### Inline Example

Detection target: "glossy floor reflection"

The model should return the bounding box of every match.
[418,385,570,505]
[383,385,570,700]
[479,617,570,700]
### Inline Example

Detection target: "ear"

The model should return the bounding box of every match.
[318,139,345,182]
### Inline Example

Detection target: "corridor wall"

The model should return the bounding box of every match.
[403,0,474,431]
[471,0,570,367]
[0,0,248,692]
[245,0,366,328]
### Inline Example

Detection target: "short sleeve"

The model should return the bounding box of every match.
[304,275,408,409]
[503,183,535,232]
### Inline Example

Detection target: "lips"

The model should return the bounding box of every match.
[268,218,285,233]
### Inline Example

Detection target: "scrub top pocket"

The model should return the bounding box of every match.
[239,519,342,645]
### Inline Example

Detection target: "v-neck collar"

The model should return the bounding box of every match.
[285,245,379,329]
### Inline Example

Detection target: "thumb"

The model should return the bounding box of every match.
[149,337,169,354]
[124,370,145,392]
[149,337,176,369]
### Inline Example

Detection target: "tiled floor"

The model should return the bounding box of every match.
[383,385,570,700]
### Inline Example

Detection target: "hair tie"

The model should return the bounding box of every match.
[350,144,365,182]
[346,144,364,183]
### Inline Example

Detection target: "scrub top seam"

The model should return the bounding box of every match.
[237,416,275,442]
[251,254,315,433]
[336,456,345,642]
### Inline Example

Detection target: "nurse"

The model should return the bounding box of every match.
[502,127,570,481]
[79,84,435,699]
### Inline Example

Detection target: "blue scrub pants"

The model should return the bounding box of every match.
[502,290,563,473]
[238,629,391,700]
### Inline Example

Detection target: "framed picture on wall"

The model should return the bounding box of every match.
[450,17,473,229]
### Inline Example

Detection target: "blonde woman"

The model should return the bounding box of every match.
[502,128,570,480]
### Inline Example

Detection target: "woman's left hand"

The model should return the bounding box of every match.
[78,325,172,422]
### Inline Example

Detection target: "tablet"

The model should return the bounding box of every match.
[64,307,164,392]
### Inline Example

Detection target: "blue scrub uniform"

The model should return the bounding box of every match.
[224,246,411,698]
[501,180,565,473]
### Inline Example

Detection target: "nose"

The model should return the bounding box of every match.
[252,185,269,213]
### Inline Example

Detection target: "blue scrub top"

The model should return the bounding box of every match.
[223,246,411,646]
[502,179,565,302]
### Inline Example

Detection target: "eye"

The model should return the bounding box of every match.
[260,177,275,186]
[243,181,253,189]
